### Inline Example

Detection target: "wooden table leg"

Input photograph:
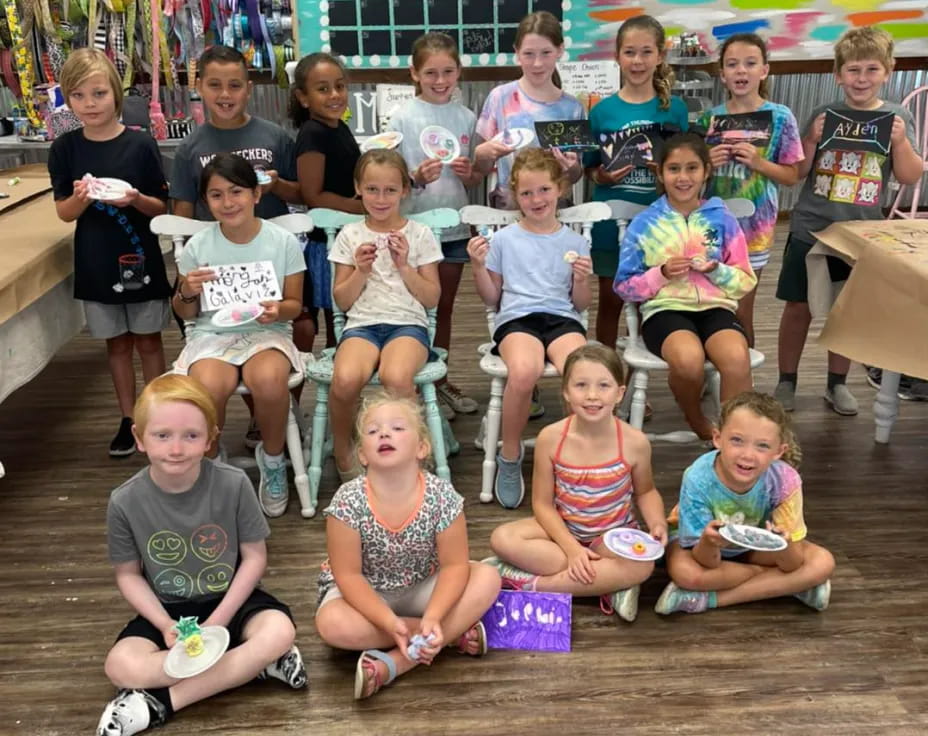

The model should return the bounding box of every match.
[874,370,901,444]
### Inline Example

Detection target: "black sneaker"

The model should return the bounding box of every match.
[109,417,136,457]
[898,377,928,401]
[865,366,882,389]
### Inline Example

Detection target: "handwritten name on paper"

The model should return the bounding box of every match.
[480,590,572,652]
[200,261,281,311]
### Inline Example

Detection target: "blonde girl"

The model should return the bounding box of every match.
[314,392,501,699]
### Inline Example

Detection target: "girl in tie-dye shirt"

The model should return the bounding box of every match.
[656,391,835,615]
[615,133,756,440]
[697,33,803,347]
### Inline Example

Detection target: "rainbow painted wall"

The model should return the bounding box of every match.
[567,1,927,60]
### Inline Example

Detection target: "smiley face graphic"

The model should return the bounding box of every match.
[147,531,187,566]
[191,524,228,563]
[197,563,234,595]
[153,568,194,599]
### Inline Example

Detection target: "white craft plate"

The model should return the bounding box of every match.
[603,527,664,562]
[719,523,787,552]
[493,127,535,149]
[91,177,132,201]
[163,626,230,679]
[211,303,263,328]
[361,131,404,151]
[419,125,460,162]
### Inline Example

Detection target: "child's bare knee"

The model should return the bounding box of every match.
[506,364,541,393]
[103,648,136,687]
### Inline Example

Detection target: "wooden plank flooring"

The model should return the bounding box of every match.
[1,234,927,734]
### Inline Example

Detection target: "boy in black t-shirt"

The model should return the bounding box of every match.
[49,49,172,457]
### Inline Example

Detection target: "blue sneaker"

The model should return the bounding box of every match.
[494,444,525,509]
[256,442,289,518]
[794,580,831,611]
[654,582,713,615]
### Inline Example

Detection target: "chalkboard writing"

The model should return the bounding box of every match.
[201,261,282,311]
[821,109,893,156]
[705,110,773,147]
[463,28,495,55]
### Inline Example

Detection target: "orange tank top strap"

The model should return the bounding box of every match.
[614,416,625,461]
[552,415,574,464]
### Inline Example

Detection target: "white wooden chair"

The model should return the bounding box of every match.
[608,198,766,443]
[459,201,612,502]
[150,213,315,517]
[304,207,460,516]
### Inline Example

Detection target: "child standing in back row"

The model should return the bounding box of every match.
[586,15,688,352]
[49,48,172,458]
[774,27,920,417]
[388,32,484,421]
[291,52,365,351]
[698,33,803,348]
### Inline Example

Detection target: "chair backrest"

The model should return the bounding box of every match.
[902,85,928,162]
[150,213,316,262]
[308,207,461,345]
[459,202,612,339]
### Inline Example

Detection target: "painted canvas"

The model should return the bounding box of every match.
[481,590,572,653]
[705,110,773,147]
[535,119,598,152]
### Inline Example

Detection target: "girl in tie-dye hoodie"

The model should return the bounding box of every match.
[615,133,756,439]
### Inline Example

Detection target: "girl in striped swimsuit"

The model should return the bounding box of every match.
[486,344,667,622]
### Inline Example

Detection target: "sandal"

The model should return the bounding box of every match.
[456,621,488,657]
[354,649,397,700]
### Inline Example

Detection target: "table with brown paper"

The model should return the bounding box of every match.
[807,219,928,443]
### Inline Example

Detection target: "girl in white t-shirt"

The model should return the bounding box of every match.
[328,149,443,480]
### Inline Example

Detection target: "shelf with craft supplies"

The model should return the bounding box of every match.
[0,0,297,140]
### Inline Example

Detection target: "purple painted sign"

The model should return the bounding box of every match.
[480,590,572,653]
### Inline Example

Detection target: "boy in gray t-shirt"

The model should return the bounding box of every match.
[96,375,306,736]
[773,27,923,418]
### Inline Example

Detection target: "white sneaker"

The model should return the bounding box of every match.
[600,585,640,622]
[256,442,289,517]
[97,689,167,736]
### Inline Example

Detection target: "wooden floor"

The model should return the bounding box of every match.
[2,235,928,735]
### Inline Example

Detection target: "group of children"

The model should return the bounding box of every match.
[42,10,922,736]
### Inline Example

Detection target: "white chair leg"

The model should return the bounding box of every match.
[481,377,504,503]
[629,369,650,430]
[874,370,901,444]
[285,406,313,518]
[617,369,635,421]
[708,371,722,416]
[422,383,450,482]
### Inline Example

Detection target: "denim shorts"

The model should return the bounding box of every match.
[339,323,432,354]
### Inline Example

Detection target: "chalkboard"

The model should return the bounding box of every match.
[299,1,927,69]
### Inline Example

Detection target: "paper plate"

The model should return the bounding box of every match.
[361,131,404,152]
[719,523,787,552]
[211,303,264,327]
[493,127,535,149]
[603,527,664,562]
[419,125,460,163]
[164,626,230,679]
[89,177,132,201]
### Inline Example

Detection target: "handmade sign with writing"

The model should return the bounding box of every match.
[813,108,894,208]
[480,590,572,653]
[200,261,282,312]
[705,110,773,146]
[534,119,598,152]
[557,61,620,100]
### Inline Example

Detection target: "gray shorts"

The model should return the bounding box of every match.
[83,299,171,340]
[317,572,439,617]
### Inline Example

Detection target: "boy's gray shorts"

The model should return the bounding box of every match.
[83,299,171,339]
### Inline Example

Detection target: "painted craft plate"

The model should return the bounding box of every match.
[164,626,230,679]
[719,523,787,552]
[603,527,664,562]
[361,131,404,151]
[211,303,264,328]
[419,125,460,163]
[90,177,132,201]
[493,127,535,149]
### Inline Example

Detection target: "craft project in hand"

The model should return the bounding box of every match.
[82,174,132,201]
[600,123,672,170]
[200,261,282,312]
[719,523,787,552]
[704,110,773,147]
[492,127,535,149]
[813,108,893,207]
[163,617,231,679]
[361,131,404,151]
[534,119,597,152]
[603,527,665,561]
[420,125,460,162]
[211,303,264,327]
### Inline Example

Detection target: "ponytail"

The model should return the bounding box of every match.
[652,61,675,111]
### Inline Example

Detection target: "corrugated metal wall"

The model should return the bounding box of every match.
[2,69,925,209]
